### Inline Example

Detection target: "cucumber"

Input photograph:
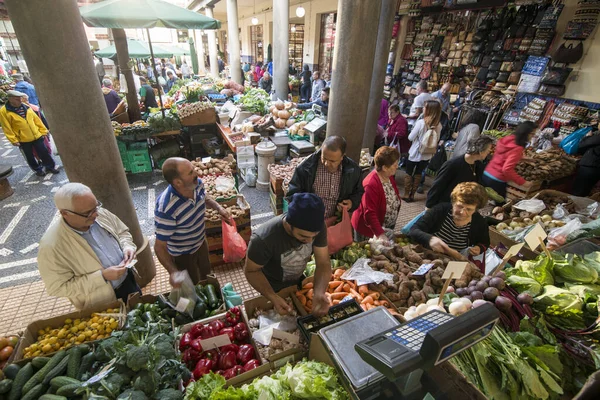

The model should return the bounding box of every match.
[50,376,80,389]
[56,383,83,397]
[23,350,67,394]
[32,357,51,369]
[203,284,219,308]
[67,347,83,378]
[21,383,47,400]
[42,354,70,384]
[0,379,12,394]
[39,394,67,400]
[76,352,96,380]
[8,362,33,400]
[3,364,20,380]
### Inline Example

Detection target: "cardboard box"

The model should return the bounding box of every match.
[13,300,126,363]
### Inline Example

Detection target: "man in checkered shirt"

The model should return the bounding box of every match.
[287,136,363,218]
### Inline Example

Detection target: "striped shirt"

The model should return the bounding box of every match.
[435,212,471,251]
[155,181,206,256]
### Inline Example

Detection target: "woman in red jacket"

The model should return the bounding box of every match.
[352,146,401,243]
[385,104,410,158]
[482,121,535,201]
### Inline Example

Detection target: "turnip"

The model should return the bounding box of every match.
[416,303,429,316]
[449,301,469,316]
[427,305,446,313]
[472,299,487,308]
[404,310,418,321]
[427,298,441,306]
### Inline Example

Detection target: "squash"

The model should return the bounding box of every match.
[272,107,279,117]
[274,118,286,129]
[278,110,291,120]
[274,99,285,110]
[286,118,296,127]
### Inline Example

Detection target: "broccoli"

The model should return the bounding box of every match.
[126,345,151,371]
[103,371,131,395]
[117,388,149,400]
[133,370,159,395]
[153,340,176,361]
[96,337,119,362]
[153,388,184,400]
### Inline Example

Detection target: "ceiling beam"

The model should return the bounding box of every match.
[188,0,220,12]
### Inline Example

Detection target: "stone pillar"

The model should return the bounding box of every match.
[5,0,155,286]
[226,0,242,84]
[273,0,289,100]
[205,6,220,78]
[195,30,207,75]
[327,0,381,163]
[112,28,142,122]
[363,0,397,150]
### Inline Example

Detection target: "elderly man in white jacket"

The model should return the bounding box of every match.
[38,183,139,310]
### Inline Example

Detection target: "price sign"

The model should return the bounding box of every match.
[442,262,468,280]
[525,223,547,251]
[502,243,525,261]
[412,263,435,276]
[200,334,231,350]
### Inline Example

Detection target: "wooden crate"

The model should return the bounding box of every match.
[269,184,283,206]
[506,180,542,201]
[270,175,284,196]
[180,109,217,126]
[270,195,283,216]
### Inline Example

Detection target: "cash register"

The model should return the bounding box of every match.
[318,303,499,399]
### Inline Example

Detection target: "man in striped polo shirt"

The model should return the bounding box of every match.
[154,158,231,286]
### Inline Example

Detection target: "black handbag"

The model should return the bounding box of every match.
[472,42,484,52]
[512,59,525,71]
[497,72,510,83]
[481,55,493,68]
[485,40,496,53]
[427,146,447,172]
[476,67,489,81]
[541,67,572,85]
[489,61,502,71]
[472,53,484,67]
[508,71,522,84]
[538,84,565,97]
[552,42,584,64]
[486,70,499,80]
[493,39,504,52]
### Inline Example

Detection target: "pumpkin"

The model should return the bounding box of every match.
[286,118,296,127]
[278,110,291,120]
[272,107,279,117]
[274,118,286,129]
[274,99,285,110]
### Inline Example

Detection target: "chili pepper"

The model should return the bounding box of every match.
[236,344,255,365]
[219,344,239,354]
[193,358,215,379]
[190,323,205,339]
[219,327,235,342]
[243,359,260,372]
[201,325,218,339]
[209,319,225,332]
[217,350,237,370]
[190,338,203,353]
[225,306,241,326]
[233,322,249,342]
[179,332,193,351]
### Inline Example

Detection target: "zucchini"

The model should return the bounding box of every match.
[23,350,67,394]
[3,364,20,380]
[56,383,82,397]
[50,376,80,389]
[39,395,67,400]
[42,354,70,385]
[0,379,12,394]
[77,352,96,381]
[8,362,33,400]
[203,284,219,308]
[67,347,83,378]
[32,357,51,369]
[21,383,47,400]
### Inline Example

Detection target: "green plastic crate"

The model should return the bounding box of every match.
[129,141,148,150]
[129,160,152,174]
[116,140,127,152]
[122,158,131,172]
[127,149,151,164]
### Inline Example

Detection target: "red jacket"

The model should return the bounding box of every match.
[484,135,526,185]
[351,170,400,238]
[386,114,410,153]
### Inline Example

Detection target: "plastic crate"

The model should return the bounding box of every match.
[127,149,151,164]
[129,160,152,174]
[116,140,127,153]
[129,141,149,150]
[122,158,131,172]
[297,298,363,343]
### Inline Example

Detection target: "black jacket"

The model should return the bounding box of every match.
[408,203,490,252]
[286,150,364,212]
[578,132,600,168]
[425,157,484,208]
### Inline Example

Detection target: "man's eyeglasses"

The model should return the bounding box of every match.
[66,201,102,218]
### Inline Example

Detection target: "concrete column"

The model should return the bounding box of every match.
[363,0,397,150]
[226,0,242,84]
[273,0,289,100]
[195,30,207,75]
[5,0,155,286]
[205,6,220,77]
[327,0,381,163]
[112,28,142,122]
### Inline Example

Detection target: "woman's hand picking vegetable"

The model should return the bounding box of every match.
[270,295,293,315]
[429,236,451,254]
[312,293,330,317]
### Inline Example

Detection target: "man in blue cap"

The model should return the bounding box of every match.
[245,193,331,317]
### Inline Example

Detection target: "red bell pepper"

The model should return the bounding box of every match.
[201,349,219,362]
[236,344,255,364]
[223,365,244,380]
[217,350,237,370]
[219,344,239,354]
[190,323,204,339]
[190,339,203,353]
[243,359,260,372]
[179,332,193,351]
[209,319,225,332]
[219,327,235,342]
[193,358,215,379]
[201,325,218,339]
[225,307,241,326]
[182,348,202,369]
[233,322,249,342]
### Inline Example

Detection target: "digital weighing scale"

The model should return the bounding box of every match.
[318,304,499,399]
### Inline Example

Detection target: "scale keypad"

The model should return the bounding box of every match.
[387,311,454,350]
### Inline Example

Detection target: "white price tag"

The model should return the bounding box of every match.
[175,297,190,313]
[412,263,435,276]
[199,334,231,350]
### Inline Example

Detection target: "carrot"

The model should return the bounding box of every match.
[328,281,343,290]
[366,303,375,310]
[330,292,350,300]
[368,291,380,300]
[334,282,345,293]
[346,281,357,290]
[333,268,345,277]
[299,288,310,295]
[303,282,314,289]
[373,300,381,306]
[306,288,314,299]
[332,300,341,305]
[349,288,363,301]
[297,293,307,305]
[360,304,368,311]
[380,300,390,307]
[343,283,351,292]
[361,295,375,305]
[358,285,369,295]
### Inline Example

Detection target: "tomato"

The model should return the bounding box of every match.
[0,345,13,361]
[0,338,8,350]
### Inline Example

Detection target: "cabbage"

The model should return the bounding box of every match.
[243,375,290,400]
[511,256,554,286]
[564,283,600,298]
[507,275,542,296]
[534,285,583,312]
[274,360,349,400]
[553,255,598,284]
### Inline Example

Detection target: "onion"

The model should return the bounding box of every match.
[517,293,534,305]
[469,280,479,287]
[472,299,487,308]
[416,303,429,316]
[475,281,489,292]
[484,287,500,301]
[456,288,468,297]
[471,291,484,301]
[489,277,506,290]
[495,296,512,312]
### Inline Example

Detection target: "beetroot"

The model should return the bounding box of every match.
[469,280,479,287]
[466,287,475,295]
[495,296,512,312]
[517,293,534,305]
[495,271,507,280]
[484,287,500,301]
[489,277,506,291]
[471,291,484,300]
[475,281,489,292]
[456,288,468,297]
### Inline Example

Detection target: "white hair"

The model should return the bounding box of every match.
[54,183,93,211]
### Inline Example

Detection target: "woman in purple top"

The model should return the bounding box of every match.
[102,78,121,115]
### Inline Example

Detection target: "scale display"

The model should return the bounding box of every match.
[436,320,496,363]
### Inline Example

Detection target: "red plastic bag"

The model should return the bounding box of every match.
[222,219,248,263]
[326,206,353,255]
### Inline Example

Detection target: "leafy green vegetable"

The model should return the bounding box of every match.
[242,375,290,400]
[565,282,600,298]
[534,285,583,312]
[511,256,554,286]
[553,254,598,284]
[274,360,349,400]
[544,305,587,331]
[507,275,542,296]
[236,88,270,115]
[185,372,226,400]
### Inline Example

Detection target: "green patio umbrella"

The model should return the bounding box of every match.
[189,37,198,75]
[95,38,177,59]
[80,0,221,115]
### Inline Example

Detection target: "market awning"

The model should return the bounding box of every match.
[79,0,221,30]
[94,38,185,59]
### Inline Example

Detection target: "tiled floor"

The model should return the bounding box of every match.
[0,173,431,336]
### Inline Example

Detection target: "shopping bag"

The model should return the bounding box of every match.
[560,126,592,155]
[326,206,353,255]
[400,210,425,235]
[222,219,248,263]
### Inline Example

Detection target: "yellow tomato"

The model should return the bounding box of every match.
[96,334,104,340]
[65,318,72,324]
[37,329,45,337]
[90,323,100,330]
[32,350,42,357]
[90,334,98,341]
[77,334,86,342]
[57,330,67,339]
[52,342,60,350]
[77,322,86,331]
[110,321,118,330]
[42,344,52,353]
[45,326,51,332]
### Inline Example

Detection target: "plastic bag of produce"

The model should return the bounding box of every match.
[215,175,235,193]
[222,219,248,263]
[340,258,394,285]
[168,270,200,318]
[514,199,546,214]
[547,218,583,250]
[560,126,592,155]
[326,206,353,255]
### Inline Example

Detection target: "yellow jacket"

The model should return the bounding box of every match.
[0,104,48,144]
[38,208,137,310]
